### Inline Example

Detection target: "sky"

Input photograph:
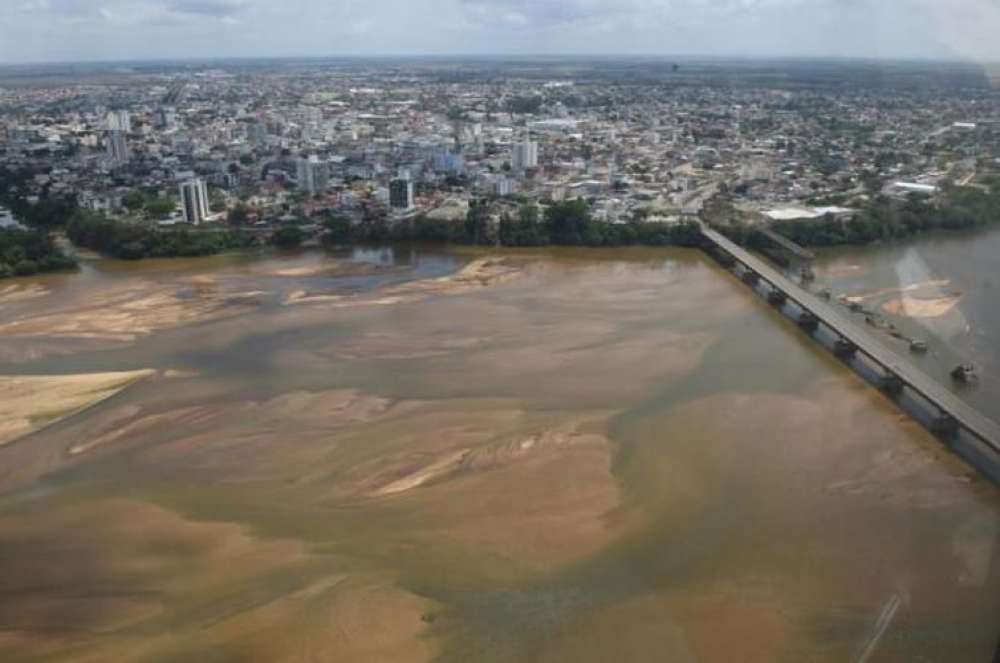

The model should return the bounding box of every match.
[3,0,1000,65]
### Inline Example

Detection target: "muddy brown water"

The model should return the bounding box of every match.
[0,244,997,662]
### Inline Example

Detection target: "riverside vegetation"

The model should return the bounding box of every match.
[5,176,1000,281]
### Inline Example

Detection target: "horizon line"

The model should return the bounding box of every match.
[0,52,993,70]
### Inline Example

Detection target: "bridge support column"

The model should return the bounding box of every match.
[880,372,905,396]
[932,413,960,438]
[712,250,735,268]
[834,339,858,359]
[798,312,819,334]
[767,290,787,307]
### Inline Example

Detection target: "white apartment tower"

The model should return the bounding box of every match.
[105,130,130,166]
[106,110,131,132]
[512,139,539,172]
[179,178,210,225]
[297,155,329,196]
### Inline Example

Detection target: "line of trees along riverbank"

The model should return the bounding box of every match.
[318,200,705,249]
[721,184,1000,249]
[66,211,255,260]
[0,228,77,278]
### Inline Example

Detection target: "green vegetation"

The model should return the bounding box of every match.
[759,185,1000,248]
[119,189,178,219]
[0,228,77,278]
[318,199,702,249]
[66,211,253,260]
[270,225,306,249]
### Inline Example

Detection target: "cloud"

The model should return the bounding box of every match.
[459,0,621,27]
[4,0,1000,64]
[165,0,249,17]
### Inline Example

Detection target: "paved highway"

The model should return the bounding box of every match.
[701,225,1000,454]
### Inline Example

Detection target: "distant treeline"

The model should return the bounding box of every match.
[722,184,1000,249]
[319,199,704,249]
[0,228,77,278]
[67,211,255,260]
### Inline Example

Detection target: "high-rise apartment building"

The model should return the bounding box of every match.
[297,156,329,196]
[105,130,130,166]
[389,177,415,210]
[179,178,210,225]
[512,139,539,172]
[106,110,131,133]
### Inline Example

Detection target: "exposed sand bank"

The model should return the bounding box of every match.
[284,257,524,306]
[883,294,962,318]
[0,283,50,305]
[0,281,263,343]
[0,370,155,447]
[267,262,383,278]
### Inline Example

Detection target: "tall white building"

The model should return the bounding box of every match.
[106,110,131,133]
[105,130,130,166]
[512,139,539,172]
[179,178,210,225]
[494,175,516,197]
[297,155,329,196]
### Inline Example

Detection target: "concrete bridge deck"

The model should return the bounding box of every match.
[700,224,1000,455]
[758,227,816,261]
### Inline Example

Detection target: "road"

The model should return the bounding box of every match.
[701,224,1000,454]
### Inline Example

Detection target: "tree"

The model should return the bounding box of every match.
[0,227,76,279]
[464,201,492,245]
[499,204,547,246]
[544,199,592,245]
[209,187,227,213]
[123,190,146,212]
[227,204,250,226]
[144,197,176,219]
[271,225,305,249]
[321,214,354,245]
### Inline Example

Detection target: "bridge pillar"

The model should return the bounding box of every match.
[834,339,858,359]
[798,312,820,333]
[767,289,787,307]
[712,249,735,268]
[932,413,960,438]
[880,372,905,396]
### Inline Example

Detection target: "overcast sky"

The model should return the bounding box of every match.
[3,0,1000,65]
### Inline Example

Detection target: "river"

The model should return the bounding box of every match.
[0,242,997,662]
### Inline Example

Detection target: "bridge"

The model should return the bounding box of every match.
[757,227,816,262]
[699,224,1000,456]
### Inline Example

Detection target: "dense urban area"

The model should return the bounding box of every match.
[2,58,1000,277]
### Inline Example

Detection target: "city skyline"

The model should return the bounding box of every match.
[5,0,1000,66]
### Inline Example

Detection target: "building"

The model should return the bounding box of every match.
[512,139,539,172]
[247,122,268,146]
[179,178,210,225]
[761,206,855,222]
[389,177,415,210]
[105,130,130,166]
[297,156,329,196]
[154,107,176,130]
[433,151,465,174]
[885,181,939,197]
[493,175,516,196]
[106,110,131,133]
[0,206,23,229]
